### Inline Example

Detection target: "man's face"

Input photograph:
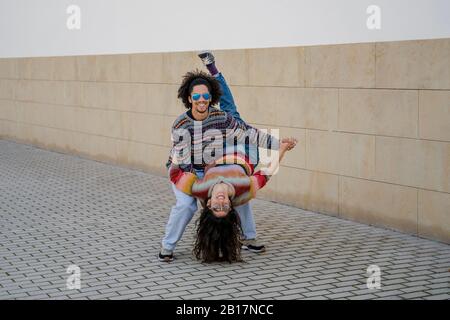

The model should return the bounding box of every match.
[188,84,211,119]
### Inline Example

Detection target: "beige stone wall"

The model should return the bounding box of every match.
[0,38,449,243]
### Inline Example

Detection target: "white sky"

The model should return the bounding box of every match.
[0,0,449,58]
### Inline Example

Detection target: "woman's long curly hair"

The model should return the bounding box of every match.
[193,203,243,263]
[177,70,222,109]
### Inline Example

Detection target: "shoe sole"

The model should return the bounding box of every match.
[158,255,174,262]
[241,245,266,253]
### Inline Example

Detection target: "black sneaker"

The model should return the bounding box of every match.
[241,239,266,253]
[158,249,174,262]
[198,51,215,66]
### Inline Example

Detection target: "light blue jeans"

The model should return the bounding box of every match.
[161,73,258,252]
[216,73,259,165]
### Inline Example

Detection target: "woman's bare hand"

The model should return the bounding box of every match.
[204,160,217,173]
[281,137,298,152]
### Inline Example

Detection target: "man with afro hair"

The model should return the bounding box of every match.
[159,51,280,262]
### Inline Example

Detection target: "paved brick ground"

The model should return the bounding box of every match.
[0,139,448,300]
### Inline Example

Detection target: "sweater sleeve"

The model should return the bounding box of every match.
[168,164,197,196]
[231,170,271,207]
[250,170,271,192]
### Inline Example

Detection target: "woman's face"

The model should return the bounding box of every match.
[188,84,211,118]
[207,183,232,218]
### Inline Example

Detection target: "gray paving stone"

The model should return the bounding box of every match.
[262,281,292,288]
[251,292,283,299]
[373,296,402,300]
[302,290,332,297]
[20,293,51,300]
[108,293,142,300]
[188,287,217,295]
[0,292,31,299]
[312,278,338,286]
[0,139,449,301]
[330,286,356,294]
[274,294,305,300]
[302,296,329,300]
[229,295,254,299]
[203,294,233,300]
[279,287,309,296]
[400,292,431,299]
[88,292,121,300]
[325,292,354,299]
[236,284,267,292]
[425,288,450,295]
[257,286,289,294]
[182,292,211,299]
[311,284,336,291]
[133,295,162,300]
[400,286,429,293]
[374,290,404,298]
[424,294,450,300]
[286,276,318,284]
[349,294,378,300]
[425,282,449,290]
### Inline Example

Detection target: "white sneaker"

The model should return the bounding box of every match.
[241,239,266,253]
[158,248,174,262]
[198,51,215,66]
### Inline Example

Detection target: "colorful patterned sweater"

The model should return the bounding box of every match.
[169,152,270,207]
[166,106,279,173]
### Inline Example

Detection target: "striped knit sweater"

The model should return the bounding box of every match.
[169,152,270,207]
[166,106,279,173]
